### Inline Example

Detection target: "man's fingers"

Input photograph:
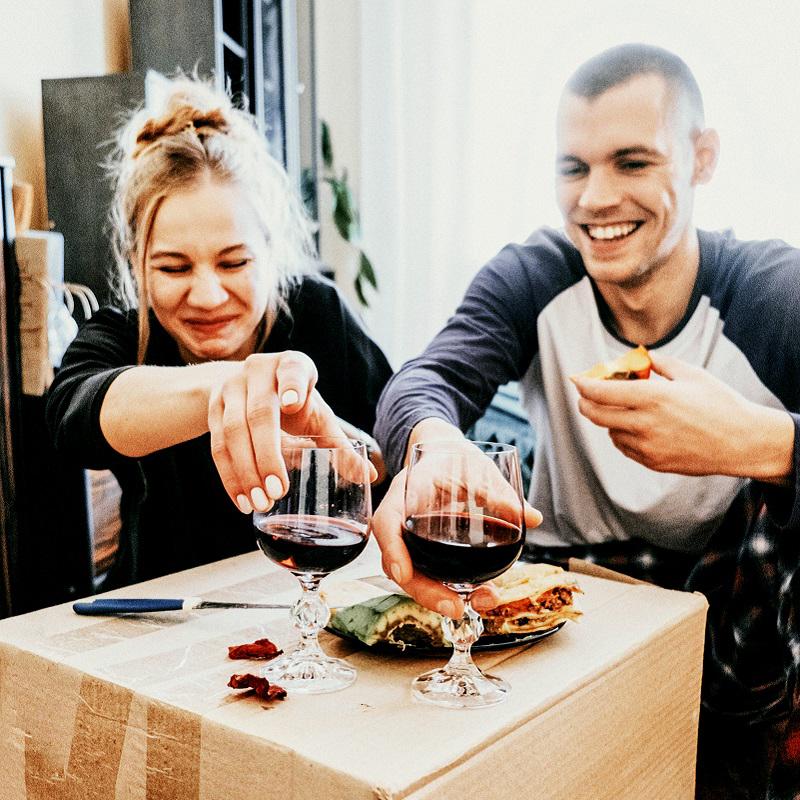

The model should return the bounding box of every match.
[466,454,525,522]
[375,470,454,617]
[372,472,412,585]
[571,375,649,408]
[402,574,465,618]
[524,501,543,530]
[471,584,502,612]
[648,352,696,380]
[577,396,640,431]
[406,450,524,526]
[609,429,649,465]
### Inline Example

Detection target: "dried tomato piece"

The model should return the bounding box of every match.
[227,637,283,660]
[228,672,287,701]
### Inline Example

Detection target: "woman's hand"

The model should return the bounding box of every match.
[207,351,375,513]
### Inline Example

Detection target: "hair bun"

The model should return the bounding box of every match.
[133,106,229,158]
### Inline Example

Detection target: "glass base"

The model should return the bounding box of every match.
[411,664,509,709]
[261,650,357,694]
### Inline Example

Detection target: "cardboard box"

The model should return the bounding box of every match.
[0,540,707,799]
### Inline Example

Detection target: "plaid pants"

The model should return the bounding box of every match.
[522,482,800,800]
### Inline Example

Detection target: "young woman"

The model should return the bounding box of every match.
[46,77,392,587]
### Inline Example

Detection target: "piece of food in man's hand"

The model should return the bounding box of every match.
[576,344,652,380]
[329,594,447,649]
[481,562,582,635]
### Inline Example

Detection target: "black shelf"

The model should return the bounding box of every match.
[129,0,317,208]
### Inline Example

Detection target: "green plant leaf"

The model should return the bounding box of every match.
[354,274,368,307]
[321,120,333,170]
[300,166,317,217]
[359,251,378,289]
[319,122,376,308]
[326,177,357,241]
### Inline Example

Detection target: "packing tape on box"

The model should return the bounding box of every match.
[6,567,299,798]
[18,666,133,799]
[146,700,201,800]
[12,654,204,799]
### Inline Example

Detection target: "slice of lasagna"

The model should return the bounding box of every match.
[481,563,582,635]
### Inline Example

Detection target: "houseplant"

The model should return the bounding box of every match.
[317,121,378,307]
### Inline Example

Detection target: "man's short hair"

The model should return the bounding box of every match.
[566,43,705,130]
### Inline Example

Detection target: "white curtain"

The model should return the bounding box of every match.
[356,0,800,367]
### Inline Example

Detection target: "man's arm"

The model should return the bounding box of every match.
[374,244,547,473]
[371,254,529,617]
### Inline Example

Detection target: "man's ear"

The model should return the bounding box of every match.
[692,128,720,185]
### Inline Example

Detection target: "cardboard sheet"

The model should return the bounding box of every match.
[0,539,707,799]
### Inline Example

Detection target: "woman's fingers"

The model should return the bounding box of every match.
[208,382,256,512]
[219,373,275,512]
[209,350,378,513]
[273,350,317,411]
[283,389,377,484]
[244,357,288,504]
[239,351,324,506]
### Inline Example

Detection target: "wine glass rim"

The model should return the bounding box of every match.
[280,435,366,451]
[411,439,518,455]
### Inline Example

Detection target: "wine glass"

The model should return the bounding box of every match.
[403,440,525,708]
[253,435,371,693]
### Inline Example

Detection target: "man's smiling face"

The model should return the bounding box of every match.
[556,73,699,290]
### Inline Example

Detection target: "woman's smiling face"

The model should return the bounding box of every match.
[144,176,274,363]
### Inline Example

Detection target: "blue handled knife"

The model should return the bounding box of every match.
[72,576,400,616]
[72,597,293,615]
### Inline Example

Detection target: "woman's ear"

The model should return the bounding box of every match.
[692,128,720,185]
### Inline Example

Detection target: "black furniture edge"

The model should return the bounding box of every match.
[0,156,22,618]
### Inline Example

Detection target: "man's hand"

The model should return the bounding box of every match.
[371,467,543,620]
[572,353,794,482]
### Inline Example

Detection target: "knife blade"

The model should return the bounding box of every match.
[72,597,294,615]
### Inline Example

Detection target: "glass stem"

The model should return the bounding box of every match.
[291,574,329,657]
[441,592,483,673]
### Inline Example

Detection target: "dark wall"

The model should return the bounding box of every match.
[42,73,146,307]
[130,0,217,77]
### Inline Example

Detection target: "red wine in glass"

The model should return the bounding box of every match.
[253,436,372,694]
[404,440,525,708]
[403,512,523,585]
[256,514,368,574]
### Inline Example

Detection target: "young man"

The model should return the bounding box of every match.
[372,44,800,798]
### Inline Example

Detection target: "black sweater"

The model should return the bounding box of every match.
[46,275,393,586]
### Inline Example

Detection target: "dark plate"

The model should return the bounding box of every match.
[327,621,565,656]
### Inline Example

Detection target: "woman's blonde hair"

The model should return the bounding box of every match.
[106,74,317,362]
